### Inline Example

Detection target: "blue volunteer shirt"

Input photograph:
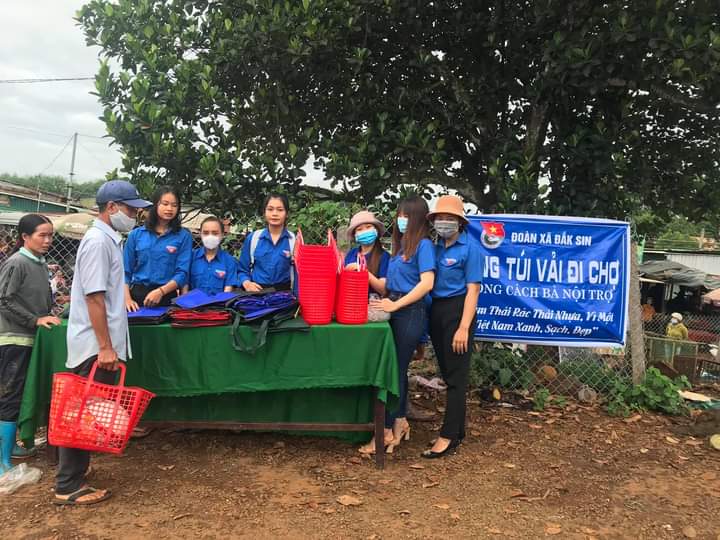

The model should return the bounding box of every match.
[432,230,483,298]
[344,247,391,278]
[238,228,294,287]
[189,247,240,295]
[385,238,435,294]
[123,226,193,288]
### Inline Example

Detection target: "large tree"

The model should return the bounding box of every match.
[78,0,720,219]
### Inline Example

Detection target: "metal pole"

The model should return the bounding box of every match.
[629,242,647,383]
[66,132,77,213]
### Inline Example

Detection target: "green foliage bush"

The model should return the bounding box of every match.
[607,367,691,417]
[533,388,550,411]
[289,200,363,245]
[469,345,535,390]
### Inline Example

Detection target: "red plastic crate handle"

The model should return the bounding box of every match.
[86,360,127,390]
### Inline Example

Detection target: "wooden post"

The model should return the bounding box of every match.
[629,242,646,383]
[374,391,386,469]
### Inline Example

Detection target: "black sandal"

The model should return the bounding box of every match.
[421,438,461,459]
[54,486,112,506]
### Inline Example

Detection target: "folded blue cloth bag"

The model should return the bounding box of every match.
[127,306,170,324]
[232,291,298,321]
[231,291,307,354]
[172,290,242,310]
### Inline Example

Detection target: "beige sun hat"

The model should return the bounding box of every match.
[671,312,683,322]
[426,194,468,224]
[346,210,386,241]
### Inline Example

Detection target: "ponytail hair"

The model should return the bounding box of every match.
[12,214,52,255]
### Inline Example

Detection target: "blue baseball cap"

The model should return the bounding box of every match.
[96,180,152,208]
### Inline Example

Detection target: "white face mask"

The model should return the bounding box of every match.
[202,234,221,250]
[109,207,137,233]
[671,318,679,325]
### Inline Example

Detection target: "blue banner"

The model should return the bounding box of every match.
[467,215,631,347]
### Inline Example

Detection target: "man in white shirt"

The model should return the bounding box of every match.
[54,180,150,506]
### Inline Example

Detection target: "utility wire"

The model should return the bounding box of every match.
[78,133,112,141]
[1,125,71,139]
[37,135,75,176]
[0,77,95,84]
[0,126,107,140]
[77,140,109,170]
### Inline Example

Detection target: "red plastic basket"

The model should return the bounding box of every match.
[298,277,337,324]
[48,362,155,455]
[336,269,369,324]
[296,229,341,325]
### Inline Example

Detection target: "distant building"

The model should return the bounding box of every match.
[0,180,77,213]
[644,249,720,277]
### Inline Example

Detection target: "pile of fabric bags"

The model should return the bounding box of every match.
[127,289,309,354]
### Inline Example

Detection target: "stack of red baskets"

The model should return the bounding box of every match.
[335,253,369,325]
[295,230,341,325]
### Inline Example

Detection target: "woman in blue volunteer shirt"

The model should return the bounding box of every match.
[238,193,295,291]
[124,186,192,310]
[187,216,239,295]
[359,195,435,455]
[344,210,390,294]
[422,195,482,458]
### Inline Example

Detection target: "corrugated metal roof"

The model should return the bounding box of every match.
[667,253,720,277]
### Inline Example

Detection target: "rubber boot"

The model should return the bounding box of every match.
[0,421,16,473]
[12,443,36,460]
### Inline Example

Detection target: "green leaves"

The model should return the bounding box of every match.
[608,368,690,417]
[77,0,720,220]
[470,345,534,391]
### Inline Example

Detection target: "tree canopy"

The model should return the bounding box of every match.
[78,0,720,220]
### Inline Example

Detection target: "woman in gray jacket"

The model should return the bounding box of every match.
[0,214,60,473]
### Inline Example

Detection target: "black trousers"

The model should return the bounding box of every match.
[130,283,176,307]
[429,294,474,440]
[55,356,118,495]
[0,345,33,422]
[257,281,291,292]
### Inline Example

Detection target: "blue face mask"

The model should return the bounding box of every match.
[355,228,378,246]
[397,217,408,234]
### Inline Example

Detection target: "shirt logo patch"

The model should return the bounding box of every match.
[214,270,226,278]
[166,245,177,254]
[283,250,291,258]
[443,258,458,266]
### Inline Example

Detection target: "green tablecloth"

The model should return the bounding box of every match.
[18,321,399,443]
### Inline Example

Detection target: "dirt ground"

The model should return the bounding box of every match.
[2,397,720,540]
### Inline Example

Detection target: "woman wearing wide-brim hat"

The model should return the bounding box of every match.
[423,194,482,458]
[344,210,390,295]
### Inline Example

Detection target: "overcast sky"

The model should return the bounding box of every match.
[0,1,123,182]
[0,1,334,190]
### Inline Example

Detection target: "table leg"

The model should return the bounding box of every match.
[374,393,385,469]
